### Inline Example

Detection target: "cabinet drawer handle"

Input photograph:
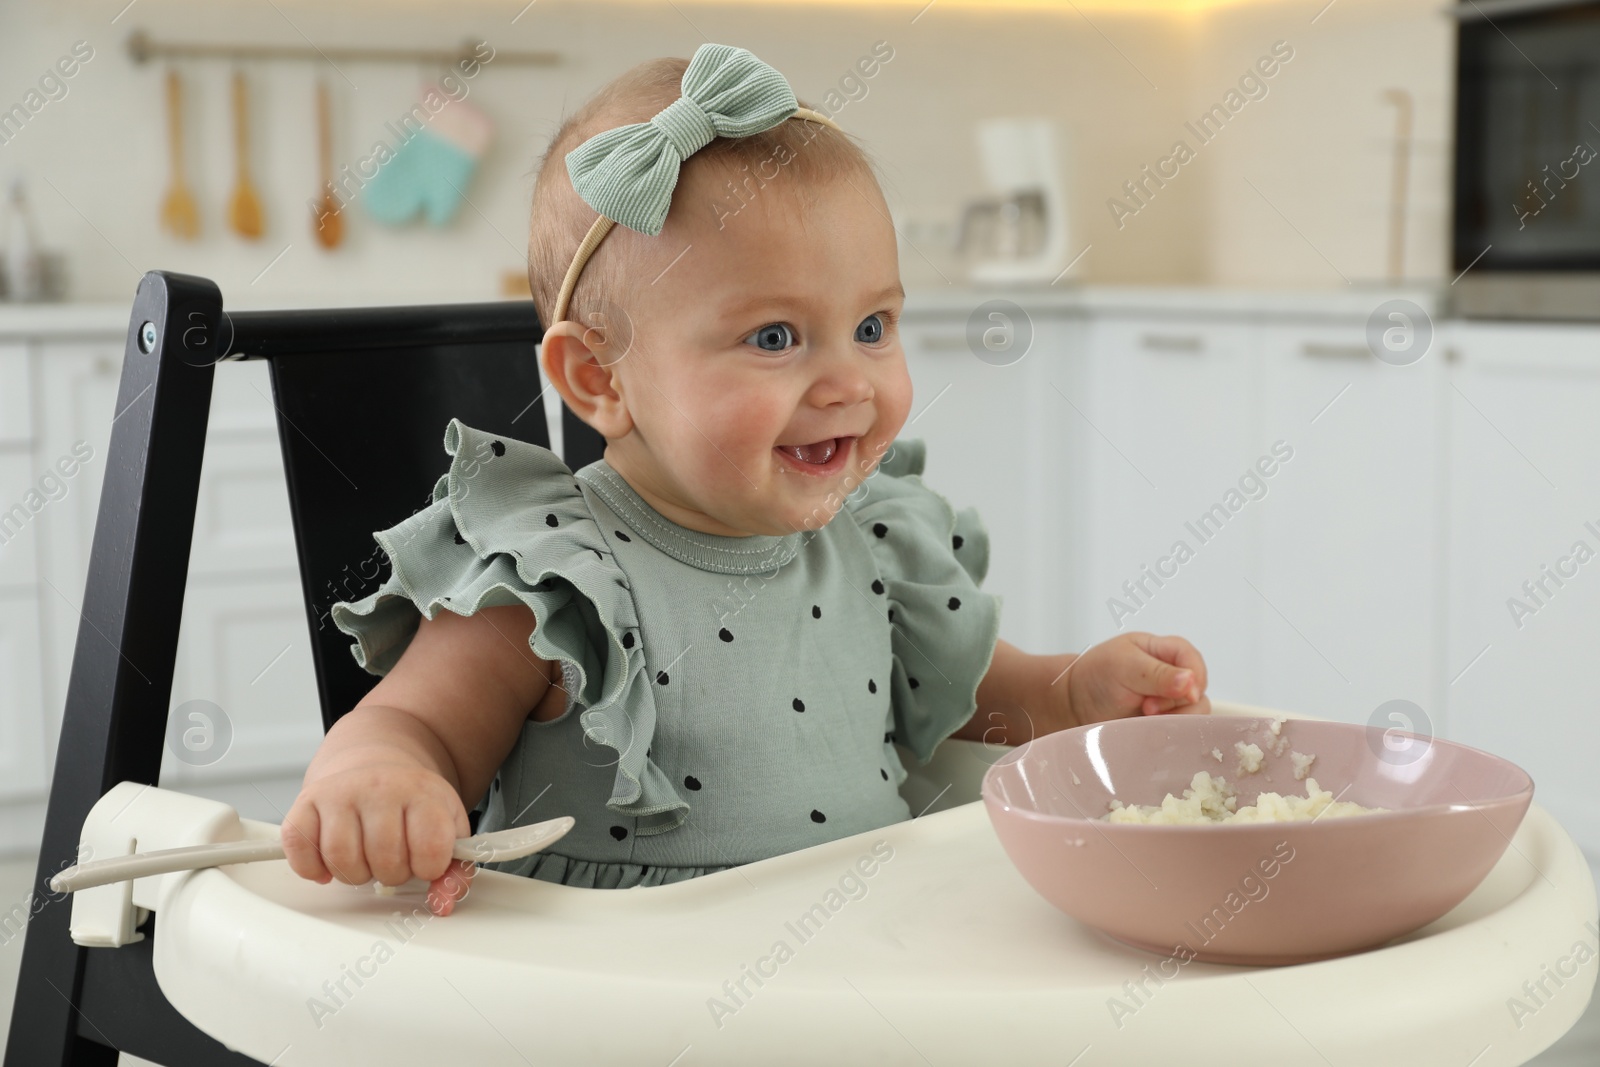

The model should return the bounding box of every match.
[1301,342,1370,360]
[1139,333,1204,352]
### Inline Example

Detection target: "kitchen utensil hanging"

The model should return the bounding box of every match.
[313,79,343,248]
[228,69,264,239]
[159,68,199,240]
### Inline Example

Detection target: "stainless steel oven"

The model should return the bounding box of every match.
[1451,0,1600,319]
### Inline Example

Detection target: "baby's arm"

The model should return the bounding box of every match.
[953,634,1211,747]
[282,605,555,914]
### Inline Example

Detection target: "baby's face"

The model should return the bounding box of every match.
[597,167,912,538]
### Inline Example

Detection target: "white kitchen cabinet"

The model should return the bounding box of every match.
[32,339,121,766]
[1442,321,1600,856]
[0,590,47,801]
[1078,315,1262,706]
[0,344,29,441]
[898,300,1087,661]
[184,409,300,579]
[0,453,42,592]
[159,577,324,788]
[1252,321,1446,727]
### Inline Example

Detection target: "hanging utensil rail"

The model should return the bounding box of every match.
[125,29,559,67]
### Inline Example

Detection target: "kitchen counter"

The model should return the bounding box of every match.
[0,284,1451,340]
[902,283,1448,321]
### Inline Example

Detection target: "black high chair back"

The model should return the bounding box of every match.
[6,271,604,1066]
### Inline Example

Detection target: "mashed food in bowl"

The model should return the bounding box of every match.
[1102,771,1387,824]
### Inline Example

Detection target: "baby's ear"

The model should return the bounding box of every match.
[540,321,632,439]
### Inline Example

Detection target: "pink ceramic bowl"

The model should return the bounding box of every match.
[981,714,1534,965]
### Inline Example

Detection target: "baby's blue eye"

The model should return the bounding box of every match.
[744,323,794,352]
[855,314,885,344]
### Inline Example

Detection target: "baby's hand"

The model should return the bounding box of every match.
[1065,632,1211,727]
[281,764,476,917]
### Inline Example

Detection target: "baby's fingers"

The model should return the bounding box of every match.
[1125,646,1195,704]
[361,803,412,888]
[1135,633,1208,699]
[1141,694,1183,715]
[1143,693,1213,716]
[405,802,463,883]
[427,859,475,917]
[281,802,332,884]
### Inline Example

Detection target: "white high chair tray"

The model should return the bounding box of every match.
[115,703,1595,1066]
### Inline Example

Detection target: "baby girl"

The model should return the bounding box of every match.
[283,44,1211,915]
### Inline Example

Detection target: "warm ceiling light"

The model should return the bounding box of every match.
[617,0,1283,13]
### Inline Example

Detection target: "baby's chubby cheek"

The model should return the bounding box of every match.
[651,389,778,489]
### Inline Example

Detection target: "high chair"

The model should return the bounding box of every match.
[7,270,590,1065]
[7,272,1596,1066]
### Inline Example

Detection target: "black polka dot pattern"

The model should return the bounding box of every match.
[490,440,506,457]
[452,463,986,864]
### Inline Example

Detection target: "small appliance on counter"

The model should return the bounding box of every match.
[956,117,1079,285]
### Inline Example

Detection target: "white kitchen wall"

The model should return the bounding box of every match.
[0,0,1450,312]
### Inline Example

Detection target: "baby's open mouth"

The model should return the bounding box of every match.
[774,436,856,474]
[779,438,839,465]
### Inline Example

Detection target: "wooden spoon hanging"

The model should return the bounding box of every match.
[228,69,264,239]
[313,80,343,248]
[159,68,199,240]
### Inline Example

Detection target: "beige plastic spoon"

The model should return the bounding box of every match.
[49,815,575,895]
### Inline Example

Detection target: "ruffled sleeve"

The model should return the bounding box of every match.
[846,438,1003,767]
[329,418,690,835]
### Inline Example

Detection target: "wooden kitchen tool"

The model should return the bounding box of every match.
[228,69,264,239]
[313,79,343,248]
[50,815,576,894]
[159,68,199,240]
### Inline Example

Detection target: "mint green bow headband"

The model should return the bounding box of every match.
[551,43,842,325]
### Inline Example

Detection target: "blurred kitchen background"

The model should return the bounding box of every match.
[0,0,1597,1060]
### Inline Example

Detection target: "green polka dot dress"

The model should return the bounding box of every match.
[331,419,1002,889]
